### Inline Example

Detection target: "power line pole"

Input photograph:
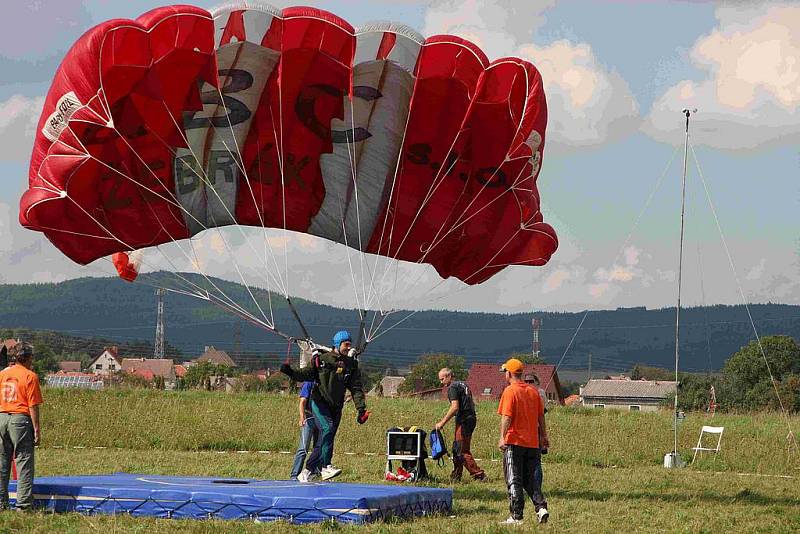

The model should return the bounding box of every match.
[154,289,165,359]
[531,317,541,359]
[587,352,592,383]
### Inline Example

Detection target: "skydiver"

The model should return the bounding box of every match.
[281,330,369,482]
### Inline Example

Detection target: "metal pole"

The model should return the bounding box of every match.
[673,108,693,463]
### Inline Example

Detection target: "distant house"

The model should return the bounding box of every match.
[174,364,187,379]
[580,379,677,412]
[88,347,122,376]
[121,358,176,385]
[2,339,20,353]
[58,361,82,373]
[196,346,237,367]
[369,376,406,398]
[466,363,565,404]
[564,394,581,407]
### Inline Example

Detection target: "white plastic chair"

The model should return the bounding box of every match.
[691,425,724,464]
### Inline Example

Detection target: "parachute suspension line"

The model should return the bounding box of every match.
[211,84,290,302]
[689,140,797,455]
[345,100,371,310]
[57,191,273,330]
[79,121,277,330]
[364,71,419,312]
[161,105,287,302]
[394,152,533,298]
[672,108,692,462]
[275,67,291,301]
[367,227,526,342]
[151,125,281,330]
[286,297,311,341]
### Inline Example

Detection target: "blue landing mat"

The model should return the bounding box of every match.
[9,474,452,524]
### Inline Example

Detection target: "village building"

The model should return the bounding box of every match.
[369,376,406,398]
[121,358,176,385]
[580,379,677,412]
[88,346,122,376]
[195,346,237,367]
[58,361,82,373]
[466,363,565,404]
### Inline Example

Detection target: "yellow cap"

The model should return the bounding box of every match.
[500,358,524,374]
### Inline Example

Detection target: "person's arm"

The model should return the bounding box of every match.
[539,412,549,449]
[347,367,367,412]
[298,397,307,426]
[435,400,459,430]
[498,414,512,450]
[30,405,41,446]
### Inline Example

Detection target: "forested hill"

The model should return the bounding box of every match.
[0,275,797,372]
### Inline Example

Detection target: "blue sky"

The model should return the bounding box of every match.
[0,0,797,314]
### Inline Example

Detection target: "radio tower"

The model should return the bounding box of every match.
[154,289,165,359]
[532,318,541,358]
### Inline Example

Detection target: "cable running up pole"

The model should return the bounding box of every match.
[671,108,695,466]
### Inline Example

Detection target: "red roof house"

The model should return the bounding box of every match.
[58,361,82,373]
[466,363,564,404]
[121,358,176,382]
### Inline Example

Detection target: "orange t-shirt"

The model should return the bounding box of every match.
[497,381,544,448]
[0,365,43,415]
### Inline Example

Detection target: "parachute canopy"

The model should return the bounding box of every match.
[21,2,556,287]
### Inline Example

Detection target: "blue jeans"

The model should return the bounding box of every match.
[289,416,318,479]
[306,400,342,473]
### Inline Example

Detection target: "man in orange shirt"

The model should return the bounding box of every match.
[0,343,43,511]
[497,358,549,525]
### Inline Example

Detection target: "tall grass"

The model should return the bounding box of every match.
[41,388,799,475]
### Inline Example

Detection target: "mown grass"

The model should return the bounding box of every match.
[0,388,797,533]
[40,388,800,474]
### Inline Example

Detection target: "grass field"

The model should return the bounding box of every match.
[1,389,798,533]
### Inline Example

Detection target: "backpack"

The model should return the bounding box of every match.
[429,428,449,466]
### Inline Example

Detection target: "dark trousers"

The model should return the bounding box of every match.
[503,444,547,520]
[306,400,341,473]
[452,418,485,480]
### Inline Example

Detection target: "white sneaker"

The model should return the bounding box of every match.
[537,508,549,524]
[297,469,317,483]
[500,517,523,526]
[320,465,342,481]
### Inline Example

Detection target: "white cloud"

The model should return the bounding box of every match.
[423,0,639,151]
[746,258,767,280]
[644,3,800,150]
[0,95,44,162]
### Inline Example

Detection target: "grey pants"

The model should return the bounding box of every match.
[0,413,35,509]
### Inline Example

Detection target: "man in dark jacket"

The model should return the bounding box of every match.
[281,331,368,481]
[434,367,486,481]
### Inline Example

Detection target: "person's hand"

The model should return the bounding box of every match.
[434,421,443,431]
[299,417,306,427]
[34,429,40,447]
[540,434,550,449]
[497,438,507,451]
[280,363,293,377]
[357,409,370,424]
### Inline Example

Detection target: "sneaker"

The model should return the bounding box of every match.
[537,507,549,524]
[297,469,318,483]
[473,473,488,482]
[500,517,523,526]
[320,465,342,481]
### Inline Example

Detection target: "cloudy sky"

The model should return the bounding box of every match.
[0,0,797,316]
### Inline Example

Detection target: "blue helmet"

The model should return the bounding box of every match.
[332,330,352,348]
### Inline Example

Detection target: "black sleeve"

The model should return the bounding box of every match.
[447,384,460,403]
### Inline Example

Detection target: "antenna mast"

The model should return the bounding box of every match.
[667,108,695,468]
[154,288,165,359]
